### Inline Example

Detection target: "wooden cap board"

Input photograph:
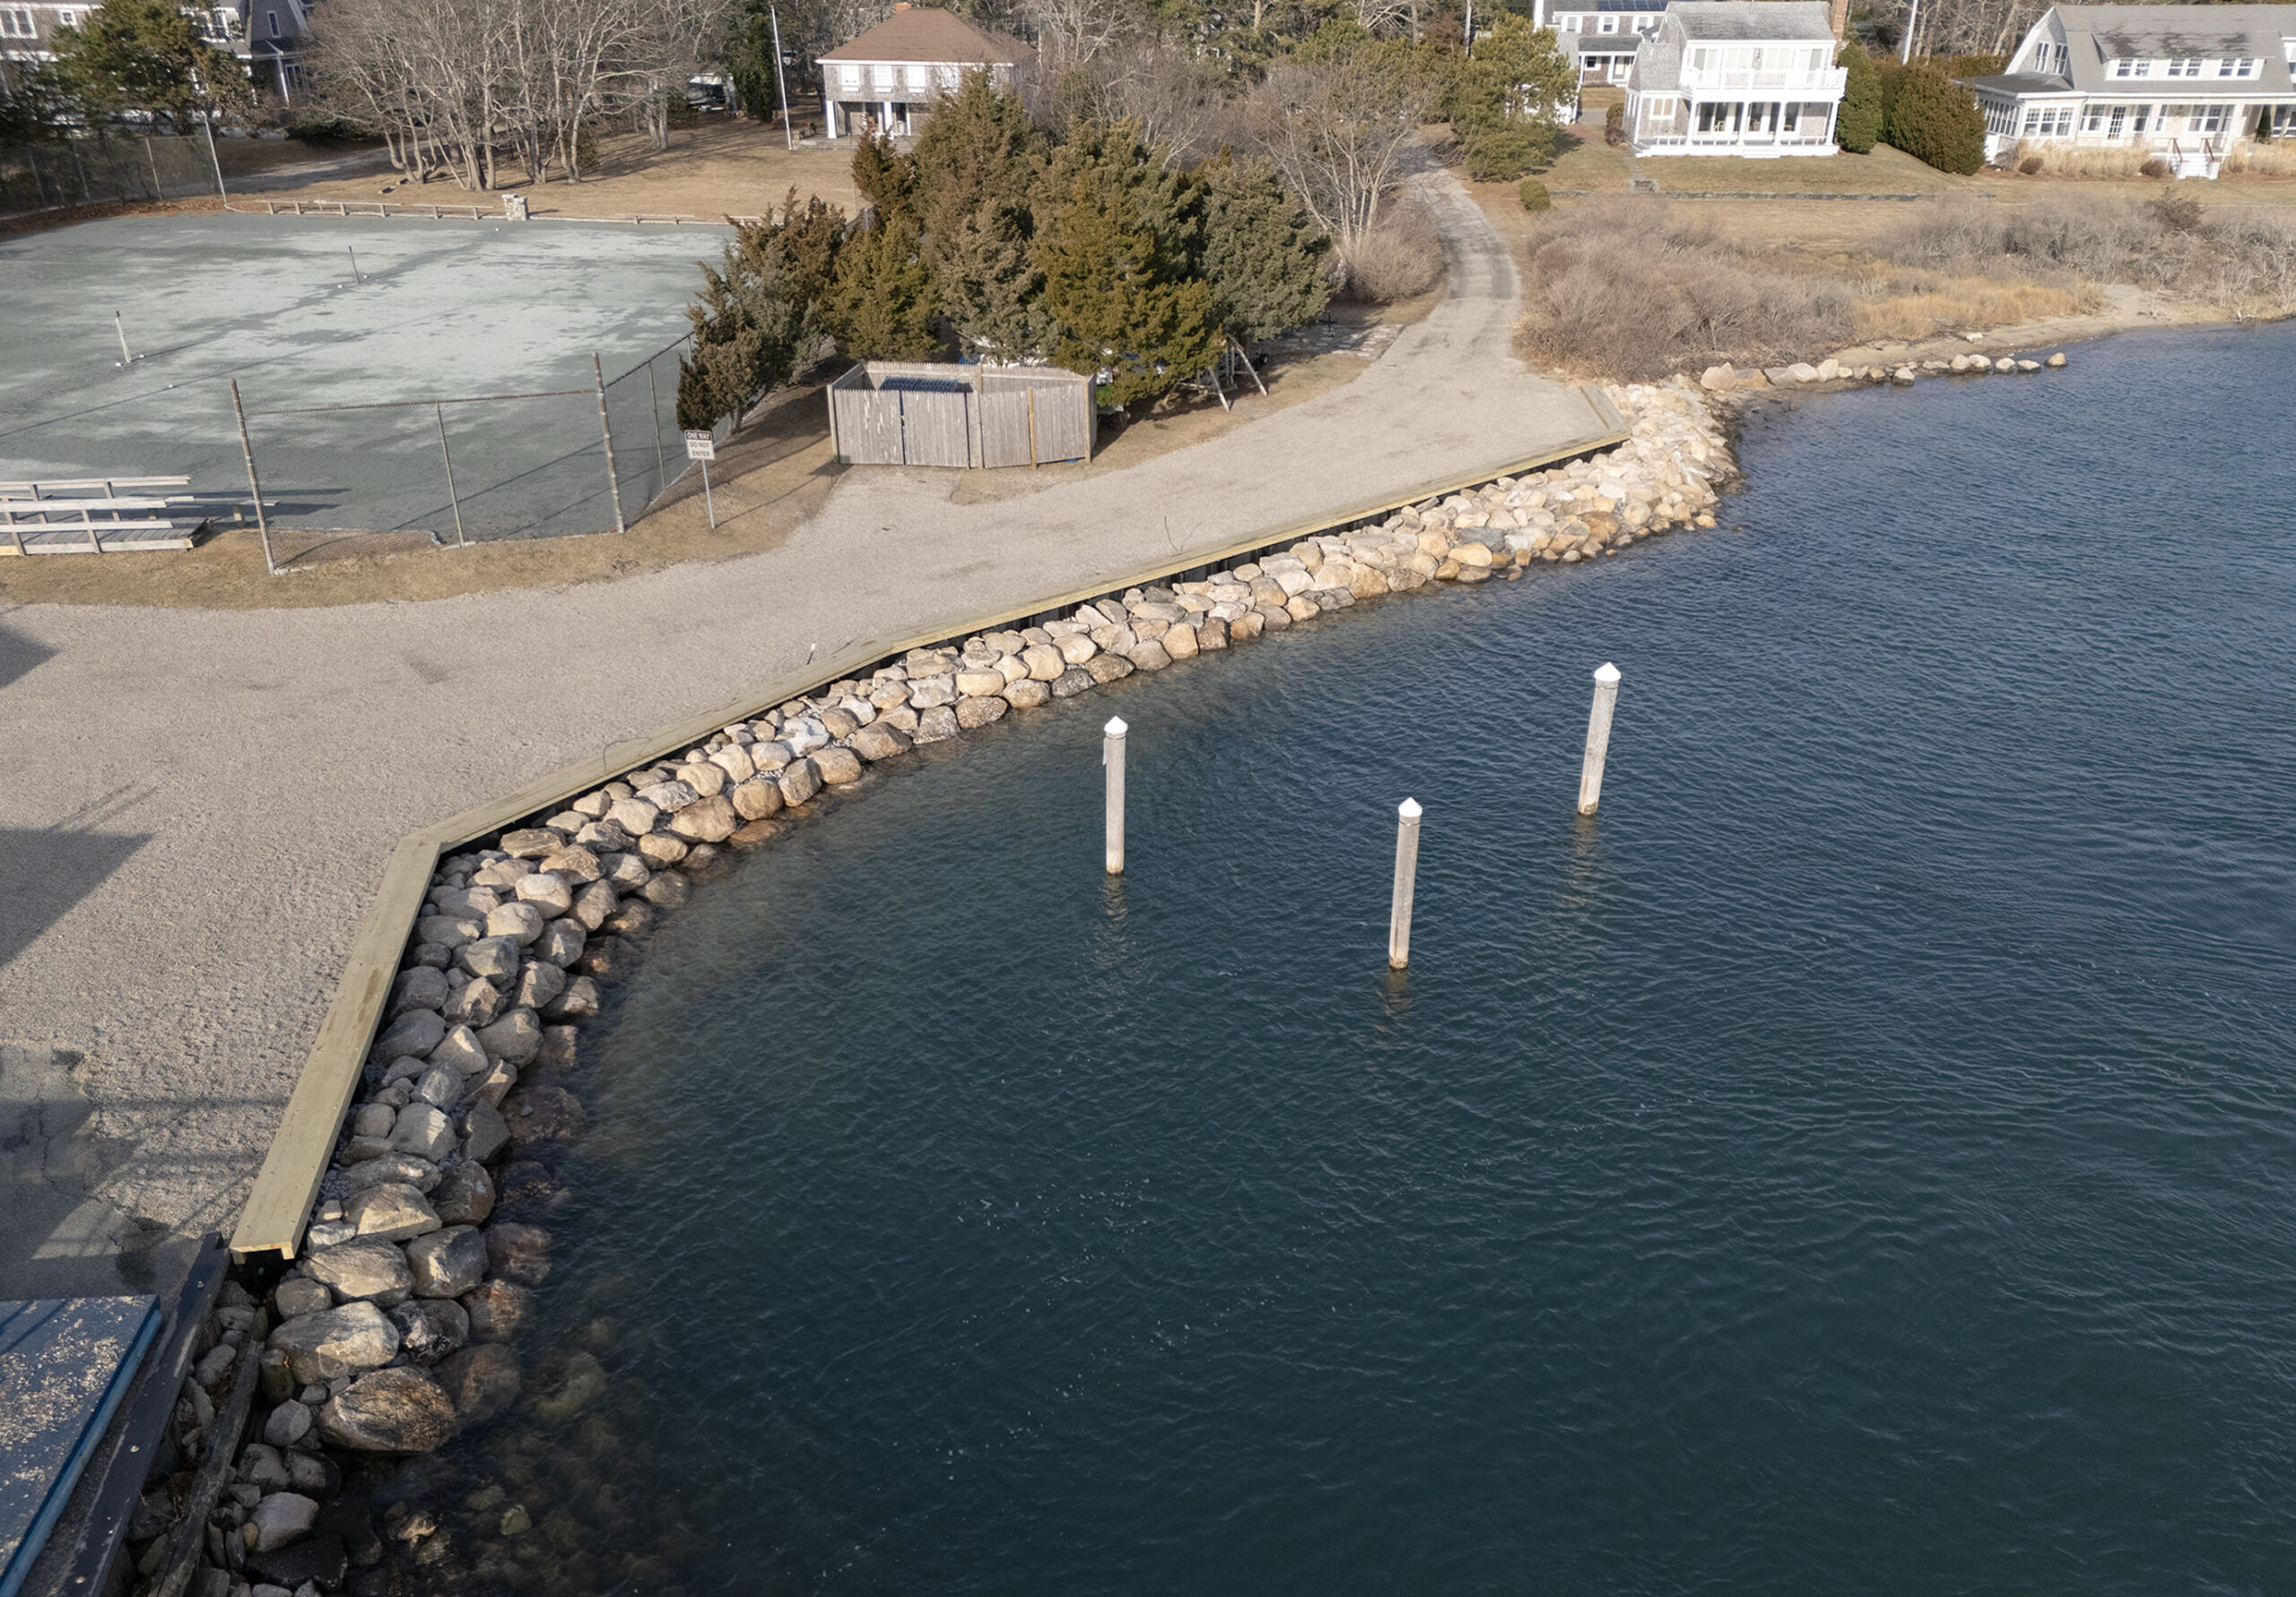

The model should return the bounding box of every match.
[0,1298,161,1597]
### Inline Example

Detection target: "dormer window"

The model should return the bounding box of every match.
[2217,56,2257,76]
[2110,57,2151,77]
[2165,56,2199,75]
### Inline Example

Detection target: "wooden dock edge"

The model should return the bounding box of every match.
[226,387,1631,1261]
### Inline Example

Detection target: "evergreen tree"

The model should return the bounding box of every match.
[1193,152,1330,345]
[1836,44,1883,152]
[932,201,1048,361]
[826,215,942,360]
[1447,13,1574,180]
[1037,119,1201,265]
[676,189,849,430]
[1035,174,1222,411]
[911,70,1049,359]
[850,129,916,222]
[1886,63,1986,174]
[48,0,252,126]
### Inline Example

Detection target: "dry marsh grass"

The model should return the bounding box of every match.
[1513,198,1852,378]
[2222,141,2296,176]
[2013,141,2154,178]
[1852,275,2090,340]
[1878,195,2296,317]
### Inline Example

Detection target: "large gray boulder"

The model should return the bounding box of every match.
[405,1226,490,1298]
[344,1183,439,1243]
[476,1008,543,1065]
[435,1342,520,1428]
[483,1222,552,1287]
[456,935,521,983]
[317,1367,459,1453]
[668,794,738,842]
[484,902,546,947]
[302,1238,412,1308]
[389,1104,456,1162]
[388,1297,468,1366]
[267,1301,399,1384]
[371,1010,444,1063]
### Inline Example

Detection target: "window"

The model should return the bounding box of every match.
[2218,56,2257,76]
[1645,94,1675,117]
[2106,104,2127,135]
[2189,103,2225,133]
[1805,47,1825,71]
[1690,47,1710,70]
[0,6,33,35]
[2166,56,2200,76]
[2081,103,2104,131]
[2111,57,2150,77]
[838,64,859,88]
[2129,103,2151,133]
[905,62,930,87]
[1598,16,1616,32]
[265,9,277,35]
[55,7,76,23]
[2273,103,2296,135]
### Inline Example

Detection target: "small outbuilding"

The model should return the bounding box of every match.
[828,363,1093,469]
[815,4,1037,140]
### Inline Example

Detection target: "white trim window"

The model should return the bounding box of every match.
[905,62,930,87]
[1598,15,1617,33]
[2020,105,2074,135]
[837,63,860,89]
[55,6,77,24]
[2165,56,2202,76]
[2111,57,2152,78]
[2217,56,2258,77]
[2187,102,2226,133]
[0,5,35,36]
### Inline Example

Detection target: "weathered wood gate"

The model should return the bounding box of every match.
[827,361,1096,469]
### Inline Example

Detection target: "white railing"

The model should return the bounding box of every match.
[1635,132,1837,149]
[1679,65,1847,94]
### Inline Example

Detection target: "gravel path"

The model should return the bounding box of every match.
[0,161,1596,1297]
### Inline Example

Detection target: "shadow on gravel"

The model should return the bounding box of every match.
[0,826,150,969]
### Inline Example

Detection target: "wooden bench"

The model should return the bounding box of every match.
[0,477,205,555]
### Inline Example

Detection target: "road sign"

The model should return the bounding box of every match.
[683,430,716,462]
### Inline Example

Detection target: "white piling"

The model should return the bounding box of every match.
[1577,662,1622,816]
[1103,716,1127,875]
[1388,798,1422,969]
[113,310,132,367]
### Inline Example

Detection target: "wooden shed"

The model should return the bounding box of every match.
[827,362,1095,469]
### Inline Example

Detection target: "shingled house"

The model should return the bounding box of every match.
[815,4,1035,140]
[1960,4,2296,177]
[1621,1,1848,154]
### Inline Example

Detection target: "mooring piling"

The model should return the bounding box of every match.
[113,309,132,367]
[1578,663,1622,816]
[1389,798,1422,969]
[348,245,361,285]
[1103,716,1127,875]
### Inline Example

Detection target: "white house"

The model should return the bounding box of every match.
[816,4,1035,141]
[0,1,307,103]
[1960,4,2296,177]
[1622,2,1847,154]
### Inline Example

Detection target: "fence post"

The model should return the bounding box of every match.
[593,353,627,534]
[434,403,467,547]
[645,359,667,501]
[230,379,277,577]
[144,136,161,199]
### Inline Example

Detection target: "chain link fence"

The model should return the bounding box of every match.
[1,136,222,217]
[233,334,721,545]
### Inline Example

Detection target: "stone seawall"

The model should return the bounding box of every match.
[159,381,1736,1596]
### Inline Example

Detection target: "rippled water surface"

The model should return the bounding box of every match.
[448,325,2296,1593]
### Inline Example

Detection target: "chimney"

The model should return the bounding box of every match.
[1828,0,1848,41]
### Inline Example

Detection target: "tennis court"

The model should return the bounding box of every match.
[0,212,727,541]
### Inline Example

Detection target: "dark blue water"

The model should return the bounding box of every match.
[462,325,2296,1594]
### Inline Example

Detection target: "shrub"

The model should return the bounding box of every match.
[2150,189,2202,231]
[1885,64,1986,175]
[2017,153,2044,174]
[1464,122,1552,181]
[1519,178,1551,211]
[1605,101,1625,147]
[283,117,358,145]
[1836,46,1883,152]
[1339,190,1444,301]
[2138,155,2173,178]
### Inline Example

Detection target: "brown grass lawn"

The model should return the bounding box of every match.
[234,117,865,221]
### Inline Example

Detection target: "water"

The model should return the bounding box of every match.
[437,325,2296,1594]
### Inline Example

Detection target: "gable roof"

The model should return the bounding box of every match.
[819,8,1035,65]
[2012,4,2296,96]
[1666,1,1837,39]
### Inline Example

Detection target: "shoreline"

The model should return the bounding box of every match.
[135,382,1735,1593]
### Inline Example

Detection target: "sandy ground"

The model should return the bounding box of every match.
[0,154,1607,1300]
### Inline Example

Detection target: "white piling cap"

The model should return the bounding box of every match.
[1105,716,1128,736]
[1398,797,1422,819]
[1594,662,1622,685]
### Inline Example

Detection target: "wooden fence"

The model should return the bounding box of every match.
[828,362,1095,469]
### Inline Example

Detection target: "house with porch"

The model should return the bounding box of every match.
[1552,1,1677,88]
[816,4,1035,141]
[1959,4,2296,178]
[1622,1,1847,154]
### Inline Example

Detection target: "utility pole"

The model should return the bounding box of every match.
[1464,0,1474,48]
[770,4,795,152]
[1900,0,1919,62]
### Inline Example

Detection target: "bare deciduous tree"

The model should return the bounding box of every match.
[1245,37,1439,255]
